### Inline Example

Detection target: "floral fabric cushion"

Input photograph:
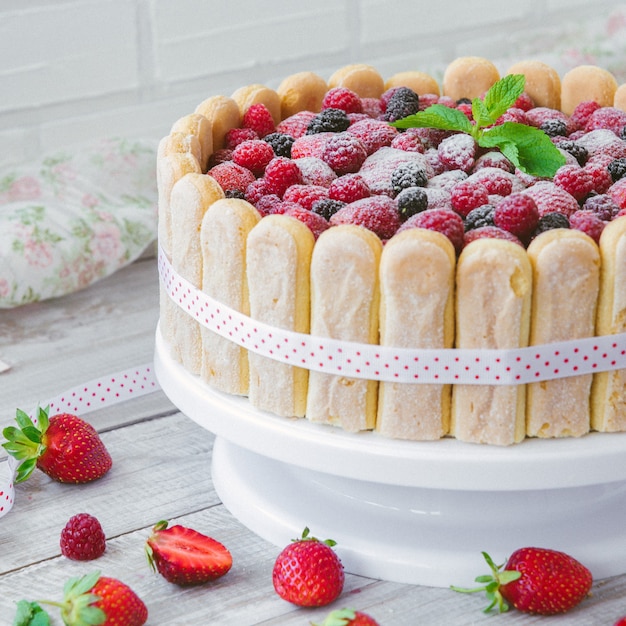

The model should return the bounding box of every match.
[0,138,158,308]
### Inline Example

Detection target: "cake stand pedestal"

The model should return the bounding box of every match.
[154,326,626,587]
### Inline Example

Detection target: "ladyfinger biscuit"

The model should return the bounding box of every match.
[443,56,500,101]
[200,198,261,395]
[170,173,225,374]
[157,131,202,166]
[246,214,315,417]
[377,228,455,440]
[195,95,241,151]
[526,229,601,438]
[591,216,626,431]
[231,84,282,125]
[451,239,532,446]
[305,225,383,432]
[561,65,618,116]
[171,113,213,173]
[384,71,440,96]
[614,83,626,112]
[506,60,561,110]
[327,64,385,98]
[277,71,328,118]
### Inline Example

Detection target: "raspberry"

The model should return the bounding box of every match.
[584,161,613,194]
[306,108,351,134]
[424,187,453,211]
[60,513,106,561]
[577,129,626,160]
[263,157,303,197]
[254,193,283,216]
[608,178,626,209]
[328,173,371,203]
[472,151,515,173]
[437,96,456,108]
[525,107,574,134]
[207,148,234,168]
[295,157,337,187]
[398,208,465,253]
[583,193,622,221]
[466,167,514,196]
[284,206,331,239]
[245,178,268,204]
[418,93,439,110]
[321,132,368,175]
[450,180,490,217]
[584,107,626,135]
[522,181,580,217]
[558,140,588,166]
[360,97,383,118]
[264,132,295,158]
[570,100,601,129]
[464,226,523,247]
[570,210,606,243]
[494,107,527,126]
[456,102,473,120]
[322,87,363,114]
[531,212,571,238]
[514,92,535,111]
[291,133,331,160]
[312,198,346,220]
[242,103,275,138]
[283,184,329,210]
[277,111,317,139]
[553,164,594,202]
[438,133,476,173]
[347,118,398,155]
[493,192,539,240]
[410,127,451,150]
[208,161,255,194]
[390,128,425,153]
[382,87,421,122]
[224,127,259,149]
[608,157,626,182]
[464,204,496,231]
[232,139,275,175]
[396,186,429,219]
[330,195,401,240]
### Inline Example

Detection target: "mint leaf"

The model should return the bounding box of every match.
[479,122,566,177]
[483,74,525,121]
[390,104,473,134]
[471,97,494,127]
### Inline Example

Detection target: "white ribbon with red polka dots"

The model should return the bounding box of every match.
[158,245,626,386]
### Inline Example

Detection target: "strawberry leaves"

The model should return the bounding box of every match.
[390,74,566,177]
[2,407,49,482]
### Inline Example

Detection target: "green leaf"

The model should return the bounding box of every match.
[36,407,50,432]
[471,97,494,128]
[483,74,525,121]
[15,458,37,483]
[15,409,36,431]
[390,104,473,134]
[13,600,51,626]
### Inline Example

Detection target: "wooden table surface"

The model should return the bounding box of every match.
[1,254,625,625]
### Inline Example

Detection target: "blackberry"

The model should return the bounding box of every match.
[464,204,495,231]
[383,87,420,122]
[311,198,346,221]
[224,189,246,199]
[264,132,295,158]
[391,161,428,195]
[306,108,350,135]
[540,119,568,137]
[607,157,626,182]
[583,193,621,221]
[620,125,626,140]
[532,212,571,237]
[558,140,588,166]
[396,187,429,219]
[456,97,472,105]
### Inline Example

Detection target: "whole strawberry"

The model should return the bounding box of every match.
[272,527,344,607]
[313,607,380,626]
[146,519,233,585]
[2,407,112,483]
[452,548,592,615]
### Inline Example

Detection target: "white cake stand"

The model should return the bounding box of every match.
[154,326,626,587]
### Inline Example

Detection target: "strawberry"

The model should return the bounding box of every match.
[272,527,344,607]
[313,608,380,626]
[14,571,147,626]
[145,519,233,586]
[2,406,112,483]
[614,617,626,626]
[451,548,592,615]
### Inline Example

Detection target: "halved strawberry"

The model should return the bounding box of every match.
[145,520,233,586]
[2,406,112,483]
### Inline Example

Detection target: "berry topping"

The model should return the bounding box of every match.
[608,157,626,182]
[450,180,490,217]
[540,118,568,137]
[208,161,255,194]
[283,184,329,210]
[390,128,426,153]
[531,212,571,239]
[570,100,601,129]
[312,198,346,220]
[466,167,515,196]
[284,206,331,239]
[553,164,594,202]
[585,106,626,135]
[295,157,338,187]
[263,157,303,197]
[242,103,275,138]
[291,133,332,160]
[398,208,465,253]
[328,173,371,204]
[232,139,275,175]
[307,108,351,135]
[358,148,433,196]
[244,178,268,204]
[321,132,368,175]
[582,193,622,221]
[522,182,579,217]
[224,127,258,149]
[493,193,539,240]
[208,148,234,168]
[391,160,428,195]
[330,195,401,240]
[60,513,106,561]
[322,87,363,114]
[264,132,296,158]
[277,110,318,138]
[254,193,283,216]
[608,177,626,209]
[396,186,429,219]
[347,118,399,155]
[382,86,420,122]
[464,204,496,231]
[558,140,589,166]
[438,133,476,173]
[570,209,606,243]
[464,225,523,246]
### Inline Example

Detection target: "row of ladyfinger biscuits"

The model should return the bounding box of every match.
[157,59,626,445]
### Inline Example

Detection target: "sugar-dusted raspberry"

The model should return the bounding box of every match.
[263,157,303,197]
[60,512,106,561]
[291,132,331,160]
[424,147,446,176]
[466,167,514,196]
[450,180,490,217]
[494,107,527,126]
[209,161,255,194]
[264,132,295,158]
[472,151,515,173]
[328,173,371,203]
[513,92,535,111]
[224,127,259,149]
[522,181,580,218]
[283,184,329,211]
[312,198,346,220]
[295,157,337,187]
[558,140,589,166]
[360,97,383,118]
[456,102,473,120]
[577,129,626,160]
[493,192,539,240]
[424,187,453,211]
[398,208,465,253]
[525,107,575,134]
[207,148,234,168]
[418,93,439,110]
[391,160,428,195]
[464,204,496,231]
[585,106,626,135]
[584,160,613,194]
[277,110,317,139]
[347,118,398,155]
[570,100,601,130]
[540,118,568,137]
[284,205,331,239]
[245,178,268,204]
[322,87,363,114]
[437,133,476,173]
[570,210,606,243]
[396,186,429,219]
[583,193,622,221]
[347,112,370,124]
[330,195,401,239]
[553,164,594,202]
[321,132,368,175]
[608,157,626,182]
[464,225,523,246]
[608,178,626,209]
[382,87,421,122]
[390,128,426,153]
[306,108,351,134]
[436,96,456,108]
[242,103,275,138]
[530,212,571,239]
[232,139,275,176]
[254,193,283,216]
[359,148,432,197]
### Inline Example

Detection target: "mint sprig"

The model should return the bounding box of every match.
[390,74,565,177]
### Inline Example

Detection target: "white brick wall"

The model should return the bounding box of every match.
[0,0,624,166]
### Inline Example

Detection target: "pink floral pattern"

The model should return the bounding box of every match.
[0,137,157,308]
